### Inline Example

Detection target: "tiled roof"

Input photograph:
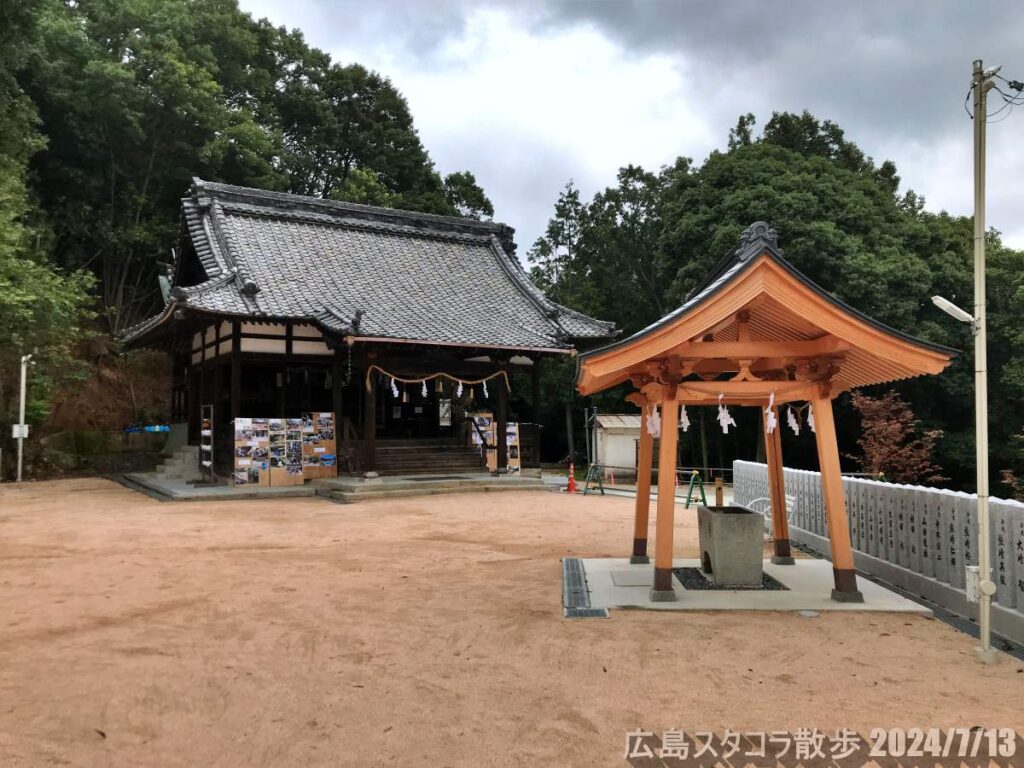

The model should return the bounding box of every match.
[122,179,616,350]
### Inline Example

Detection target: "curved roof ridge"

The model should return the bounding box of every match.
[192,177,513,240]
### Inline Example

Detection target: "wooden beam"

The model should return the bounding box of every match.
[676,379,818,400]
[764,406,793,564]
[671,337,848,360]
[811,393,863,602]
[631,400,654,564]
[651,391,679,601]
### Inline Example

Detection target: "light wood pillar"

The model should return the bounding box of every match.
[631,402,654,564]
[811,393,863,602]
[651,393,679,601]
[764,406,794,564]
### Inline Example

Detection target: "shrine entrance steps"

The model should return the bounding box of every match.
[372,438,486,476]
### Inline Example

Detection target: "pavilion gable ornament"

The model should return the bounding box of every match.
[737,220,779,257]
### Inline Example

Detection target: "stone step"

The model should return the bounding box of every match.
[321,479,548,504]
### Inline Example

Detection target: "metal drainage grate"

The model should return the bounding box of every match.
[562,557,608,619]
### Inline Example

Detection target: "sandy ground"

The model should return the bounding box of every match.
[1,479,1021,767]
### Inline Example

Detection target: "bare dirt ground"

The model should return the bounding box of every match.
[1,479,1021,767]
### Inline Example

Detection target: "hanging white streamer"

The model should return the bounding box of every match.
[645,403,661,438]
[680,405,690,432]
[717,392,736,434]
[482,380,489,399]
[456,380,463,397]
[787,406,801,436]
[390,377,399,398]
[808,406,816,434]
[421,380,428,397]
[765,392,777,434]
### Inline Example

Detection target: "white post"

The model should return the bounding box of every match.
[972,59,998,663]
[16,354,31,483]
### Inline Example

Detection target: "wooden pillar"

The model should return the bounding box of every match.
[331,349,344,421]
[651,392,679,601]
[364,371,377,472]
[811,393,863,602]
[531,359,541,421]
[495,367,508,473]
[230,322,241,423]
[764,406,794,564]
[631,402,654,564]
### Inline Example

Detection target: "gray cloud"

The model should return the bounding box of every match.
[240,0,1024,252]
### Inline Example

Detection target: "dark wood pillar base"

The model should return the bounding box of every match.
[630,537,648,564]
[771,538,795,565]
[649,567,677,601]
[830,568,864,603]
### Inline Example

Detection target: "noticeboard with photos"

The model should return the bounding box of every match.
[233,412,336,486]
[467,411,520,474]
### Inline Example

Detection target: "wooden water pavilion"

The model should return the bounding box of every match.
[576,222,956,602]
[123,179,615,476]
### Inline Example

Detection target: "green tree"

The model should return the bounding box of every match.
[443,171,494,220]
[0,0,96,473]
[531,110,1024,490]
[528,181,584,295]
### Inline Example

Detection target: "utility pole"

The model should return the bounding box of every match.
[15,354,33,482]
[971,59,999,664]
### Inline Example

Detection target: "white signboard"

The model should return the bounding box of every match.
[11,424,28,439]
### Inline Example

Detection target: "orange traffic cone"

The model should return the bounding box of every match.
[567,462,578,493]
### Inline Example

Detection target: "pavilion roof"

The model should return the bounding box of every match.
[122,179,616,352]
[576,221,957,400]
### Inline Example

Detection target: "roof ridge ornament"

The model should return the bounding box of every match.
[737,221,779,259]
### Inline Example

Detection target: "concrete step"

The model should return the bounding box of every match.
[321,479,548,504]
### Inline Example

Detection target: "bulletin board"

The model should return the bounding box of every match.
[467,411,520,474]
[233,412,337,486]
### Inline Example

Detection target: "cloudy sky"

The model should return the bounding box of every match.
[239,1,1024,253]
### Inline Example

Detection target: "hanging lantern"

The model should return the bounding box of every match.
[436,378,444,394]
[402,386,409,404]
